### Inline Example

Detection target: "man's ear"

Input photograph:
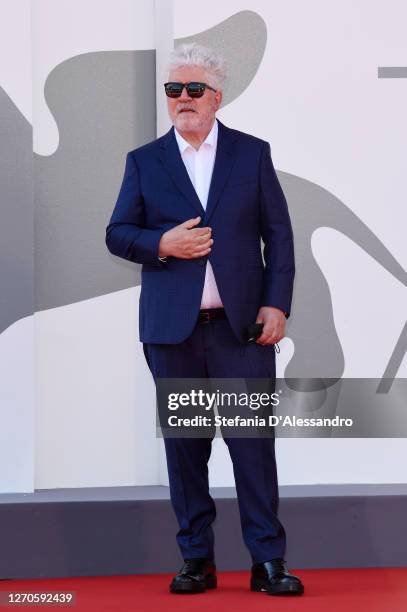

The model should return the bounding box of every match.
[215,90,222,109]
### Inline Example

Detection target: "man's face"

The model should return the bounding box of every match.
[166,65,222,132]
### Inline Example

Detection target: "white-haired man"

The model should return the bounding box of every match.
[106,42,304,596]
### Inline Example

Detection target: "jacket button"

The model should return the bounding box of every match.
[199,259,206,266]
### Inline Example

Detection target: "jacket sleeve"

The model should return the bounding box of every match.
[105,151,167,265]
[259,141,295,317]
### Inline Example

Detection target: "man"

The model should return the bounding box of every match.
[105,42,304,596]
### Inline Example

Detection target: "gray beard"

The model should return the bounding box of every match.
[174,111,215,132]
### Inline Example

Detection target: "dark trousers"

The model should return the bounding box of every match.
[143,316,286,564]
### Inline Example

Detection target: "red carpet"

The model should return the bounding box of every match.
[1,568,407,611]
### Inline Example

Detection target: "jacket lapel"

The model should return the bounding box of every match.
[204,120,238,223]
[158,127,205,217]
[157,120,238,222]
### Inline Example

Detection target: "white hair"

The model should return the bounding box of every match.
[167,42,227,91]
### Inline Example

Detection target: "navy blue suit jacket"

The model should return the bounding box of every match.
[105,120,295,344]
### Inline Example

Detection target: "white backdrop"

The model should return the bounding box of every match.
[0,0,405,493]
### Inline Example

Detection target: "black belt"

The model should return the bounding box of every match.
[198,308,227,323]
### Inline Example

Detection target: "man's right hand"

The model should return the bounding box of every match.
[158,216,213,259]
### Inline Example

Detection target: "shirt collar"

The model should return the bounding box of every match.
[174,118,218,154]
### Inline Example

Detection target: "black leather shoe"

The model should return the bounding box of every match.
[169,558,217,593]
[251,558,304,595]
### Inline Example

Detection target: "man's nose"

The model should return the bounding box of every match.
[179,86,192,100]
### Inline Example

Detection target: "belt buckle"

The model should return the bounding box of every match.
[200,310,211,323]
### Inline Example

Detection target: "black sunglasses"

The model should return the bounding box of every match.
[164,81,217,98]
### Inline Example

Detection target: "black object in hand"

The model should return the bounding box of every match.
[245,323,264,343]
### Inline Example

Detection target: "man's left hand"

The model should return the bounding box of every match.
[255,306,286,345]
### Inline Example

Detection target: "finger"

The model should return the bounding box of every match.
[190,247,212,258]
[255,331,268,344]
[194,245,212,255]
[257,335,276,345]
[181,216,201,229]
[263,332,284,345]
[190,227,212,236]
[256,335,268,345]
[256,325,276,344]
[193,236,214,246]
[190,234,212,244]
[189,239,213,252]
